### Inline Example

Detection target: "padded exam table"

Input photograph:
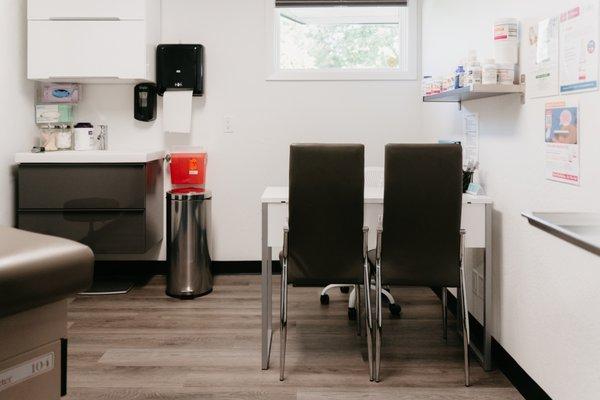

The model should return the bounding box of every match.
[0,227,93,399]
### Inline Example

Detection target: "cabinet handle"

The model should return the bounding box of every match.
[48,76,121,80]
[48,17,121,21]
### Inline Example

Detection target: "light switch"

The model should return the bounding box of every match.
[224,116,234,134]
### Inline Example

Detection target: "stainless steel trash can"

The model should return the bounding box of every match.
[167,188,213,299]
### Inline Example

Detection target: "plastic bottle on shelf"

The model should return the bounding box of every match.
[465,51,482,86]
[455,63,466,89]
[450,74,456,90]
[482,59,498,85]
[422,75,433,96]
[444,75,455,92]
[432,77,443,95]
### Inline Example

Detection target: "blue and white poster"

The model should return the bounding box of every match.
[559,2,599,94]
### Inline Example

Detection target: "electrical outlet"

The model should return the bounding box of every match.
[224,116,234,134]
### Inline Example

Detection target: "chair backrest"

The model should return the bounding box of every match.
[381,144,463,287]
[288,144,365,285]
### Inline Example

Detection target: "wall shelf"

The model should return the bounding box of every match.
[423,84,526,110]
[522,212,600,257]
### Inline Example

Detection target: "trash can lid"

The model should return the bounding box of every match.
[167,188,212,200]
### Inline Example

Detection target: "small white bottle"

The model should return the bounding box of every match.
[422,75,433,96]
[482,59,498,85]
[432,77,443,95]
[466,51,482,85]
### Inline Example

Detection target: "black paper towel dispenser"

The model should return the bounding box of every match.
[157,44,204,97]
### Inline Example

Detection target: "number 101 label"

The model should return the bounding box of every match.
[0,352,55,392]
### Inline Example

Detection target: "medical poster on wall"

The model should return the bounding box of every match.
[525,17,560,98]
[545,101,580,185]
[559,2,599,94]
[463,113,479,167]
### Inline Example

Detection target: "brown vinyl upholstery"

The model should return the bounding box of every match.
[369,144,463,287]
[0,227,94,318]
[285,144,365,285]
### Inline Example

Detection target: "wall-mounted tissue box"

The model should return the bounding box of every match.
[156,44,204,97]
[41,83,81,104]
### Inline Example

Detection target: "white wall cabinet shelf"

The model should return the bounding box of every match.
[27,0,160,83]
[423,84,526,110]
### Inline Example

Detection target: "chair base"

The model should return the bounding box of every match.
[321,284,399,317]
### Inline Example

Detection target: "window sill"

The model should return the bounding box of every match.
[266,69,418,82]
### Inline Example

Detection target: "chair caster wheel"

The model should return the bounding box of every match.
[389,303,401,317]
[320,294,330,305]
[348,307,357,321]
[340,286,350,294]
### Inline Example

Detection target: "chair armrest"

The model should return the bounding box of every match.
[376,215,383,262]
[459,229,466,261]
[282,226,289,258]
[363,226,369,258]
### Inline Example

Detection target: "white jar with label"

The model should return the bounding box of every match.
[482,59,498,85]
[73,123,95,151]
[494,18,520,64]
[497,63,515,85]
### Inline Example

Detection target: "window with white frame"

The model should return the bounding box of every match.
[266,0,418,80]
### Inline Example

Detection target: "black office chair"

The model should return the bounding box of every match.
[368,144,471,386]
[279,144,373,381]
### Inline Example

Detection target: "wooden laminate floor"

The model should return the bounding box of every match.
[65,275,522,400]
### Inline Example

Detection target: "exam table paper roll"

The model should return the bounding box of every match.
[163,90,193,133]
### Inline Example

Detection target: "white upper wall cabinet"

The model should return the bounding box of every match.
[27,0,161,83]
[27,0,148,20]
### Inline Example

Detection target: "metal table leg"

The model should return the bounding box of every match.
[483,203,493,371]
[261,203,273,370]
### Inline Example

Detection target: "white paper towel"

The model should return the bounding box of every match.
[163,90,193,133]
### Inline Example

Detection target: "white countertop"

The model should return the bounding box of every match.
[261,186,493,204]
[15,150,166,163]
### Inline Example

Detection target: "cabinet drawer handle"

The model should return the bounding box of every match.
[48,76,121,80]
[48,17,122,21]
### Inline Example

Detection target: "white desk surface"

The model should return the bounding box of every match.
[261,186,492,205]
[15,150,165,164]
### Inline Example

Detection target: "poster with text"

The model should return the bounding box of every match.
[525,17,560,98]
[463,113,479,168]
[545,101,580,185]
[559,3,599,94]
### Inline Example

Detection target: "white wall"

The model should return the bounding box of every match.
[76,0,426,261]
[421,1,600,399]
[0,0,36,226]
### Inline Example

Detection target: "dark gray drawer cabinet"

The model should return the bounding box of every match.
[17,162,163,255]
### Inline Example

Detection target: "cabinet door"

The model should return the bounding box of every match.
[18,211,147,254]
[28,21,147,80]
[461,203,486,248]
[28,0,147,21]
[18,164,146,210]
